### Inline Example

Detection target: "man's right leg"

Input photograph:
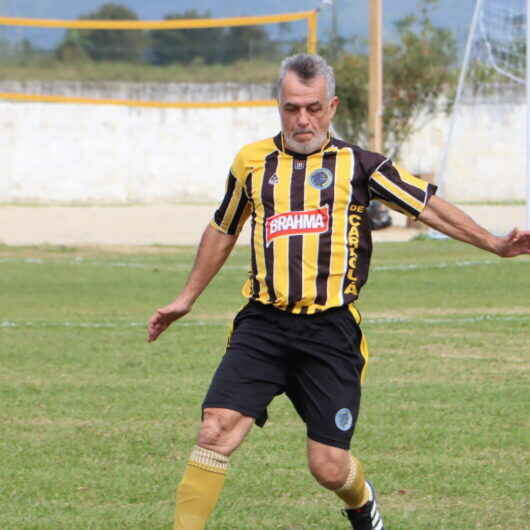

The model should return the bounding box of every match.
[174,301,289,528]
[173,408,254,530]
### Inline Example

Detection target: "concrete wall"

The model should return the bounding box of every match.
[400,102,527,202]
[1,81,526,204]
[0,81,278,204]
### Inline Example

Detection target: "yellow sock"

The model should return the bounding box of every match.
[173,445,228,530]
[333,455,370,509]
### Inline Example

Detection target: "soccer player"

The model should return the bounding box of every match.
[147,54,530,530]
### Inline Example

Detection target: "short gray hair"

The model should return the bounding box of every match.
[278,53,336,100]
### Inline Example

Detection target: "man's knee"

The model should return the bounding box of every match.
[310,459,349,490]
[197,408,253,457]
[307,441,350,490]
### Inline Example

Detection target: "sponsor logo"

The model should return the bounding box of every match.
[335,408,353,431]
[269,173,279,185]
[294,159,306,170]
[265,205,329,246]
[309,167,333,190]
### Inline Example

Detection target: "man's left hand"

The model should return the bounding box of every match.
[496,228,530,257]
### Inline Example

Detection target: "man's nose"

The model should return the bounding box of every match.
[297,109,310,127]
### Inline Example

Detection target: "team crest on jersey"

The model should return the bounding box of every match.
[309,167,333,190]
[269,173,280,185]
[294,159,305,170]
[265,205,329,246]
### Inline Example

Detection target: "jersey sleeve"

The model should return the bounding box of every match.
[368,159,437,218]
[210,149,252,235]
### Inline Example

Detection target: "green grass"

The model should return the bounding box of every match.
[1,240,529,529]
[0,59,278,84]
[454,200,526,206]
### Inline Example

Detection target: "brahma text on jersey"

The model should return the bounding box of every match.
[265,205,329,246]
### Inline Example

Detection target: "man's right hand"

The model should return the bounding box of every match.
[147,300,191,342]
[146,225,239,343]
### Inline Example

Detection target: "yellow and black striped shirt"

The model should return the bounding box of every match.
[211,133,436,314]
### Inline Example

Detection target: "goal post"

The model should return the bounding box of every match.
[438,0,530,230]
[527,0,530,228]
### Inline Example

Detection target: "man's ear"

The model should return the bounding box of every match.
[329,96,339,117]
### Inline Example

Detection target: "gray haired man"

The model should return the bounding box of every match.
[148,53,530,530]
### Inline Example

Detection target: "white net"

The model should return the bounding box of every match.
[0,10,316,205]
[440,0,528,232]
[0,11,316,107]
[466,0,526,102]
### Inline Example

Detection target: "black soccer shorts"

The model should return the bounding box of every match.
[202,300,369,450]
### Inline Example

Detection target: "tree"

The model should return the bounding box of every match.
[150,10,224,65]
[221,25,275,63]
[334,0,457,158]
[55,29,91,63]
[150,12,276,65]
[56,3,145,63]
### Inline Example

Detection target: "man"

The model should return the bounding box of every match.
[148,54,530,530]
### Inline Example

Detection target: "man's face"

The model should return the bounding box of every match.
[278,70,339,155]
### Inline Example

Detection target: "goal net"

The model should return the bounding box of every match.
[0,10,317,108]
[0,10,317,204]
[439,0,529,232]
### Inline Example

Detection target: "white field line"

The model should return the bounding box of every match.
[1,257,529,272]
[374,260,498,271]
[0,320,222,329]
[0,257,242,271]
[2,314,529,329]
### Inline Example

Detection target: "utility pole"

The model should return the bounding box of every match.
[369,0,383,152]
[331,0,338,60]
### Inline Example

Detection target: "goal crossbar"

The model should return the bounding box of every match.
[0,11,317,32]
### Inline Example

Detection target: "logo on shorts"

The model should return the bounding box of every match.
[265,205,329,246]
[335,408,353,431]
[309,168,333,190]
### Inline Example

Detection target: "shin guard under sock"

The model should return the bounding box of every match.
[173,446,228,530]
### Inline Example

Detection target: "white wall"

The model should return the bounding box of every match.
[0,81,279,204]
[400,102,527,202]
[0,81,526,204]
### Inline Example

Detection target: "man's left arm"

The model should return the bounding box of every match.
[419,195,530,257]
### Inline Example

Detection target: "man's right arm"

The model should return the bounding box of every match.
[147,224,238,342]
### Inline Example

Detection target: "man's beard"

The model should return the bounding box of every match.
[284,130,328,154]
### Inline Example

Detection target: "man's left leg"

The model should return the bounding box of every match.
[307,439,368,507]
[307,439,384,529]
[287,305,384,528]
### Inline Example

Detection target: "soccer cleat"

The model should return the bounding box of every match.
[342,481,384,530]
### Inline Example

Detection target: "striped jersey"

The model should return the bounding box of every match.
[211,133,437,314]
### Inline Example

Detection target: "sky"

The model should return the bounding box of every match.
[3,0,475,52]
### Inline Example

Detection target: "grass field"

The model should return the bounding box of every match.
[1,240,529,529]
[0,60,278,84]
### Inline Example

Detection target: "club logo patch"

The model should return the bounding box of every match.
[309,167,333,190]
[335,408,353,432]
[294,159,306,170]
[265,205,329,246]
